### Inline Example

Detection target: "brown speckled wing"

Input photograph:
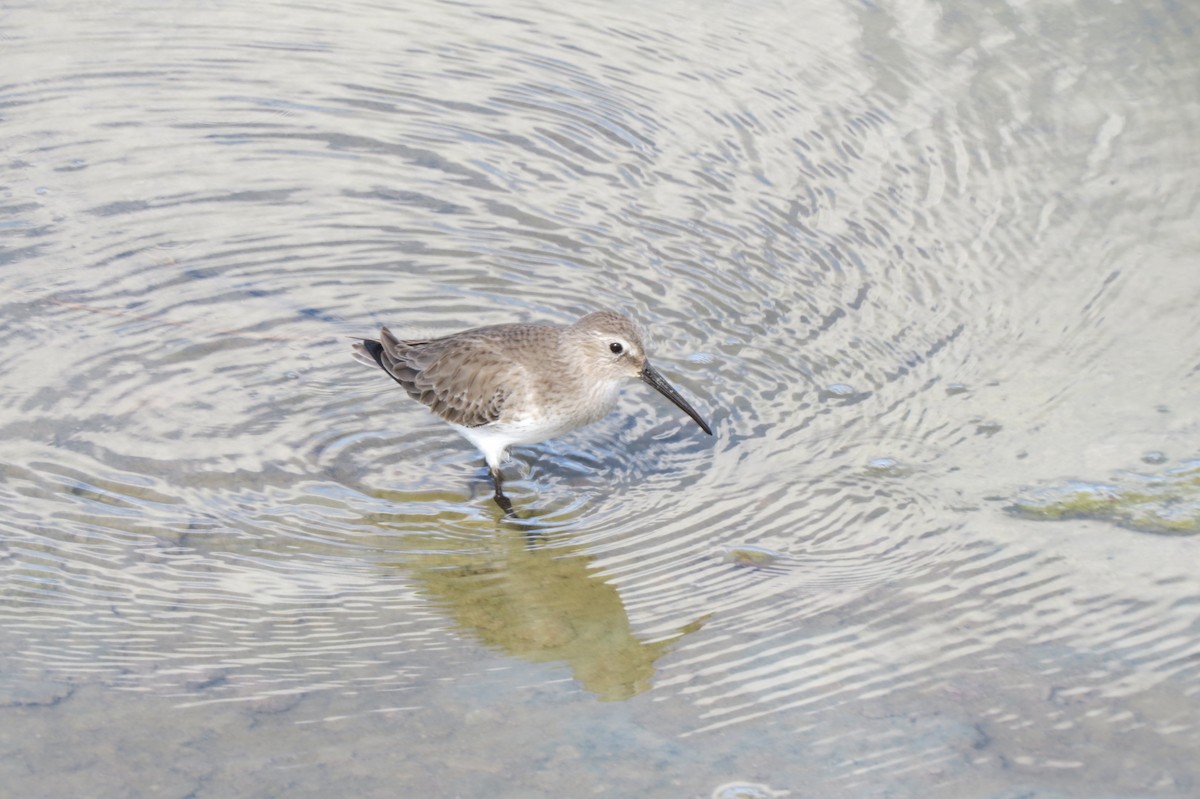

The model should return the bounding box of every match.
[360,326,518,428]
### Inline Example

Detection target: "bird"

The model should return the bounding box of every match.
[352,310,712,513]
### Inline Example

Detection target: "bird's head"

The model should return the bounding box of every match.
[569,310,712,435]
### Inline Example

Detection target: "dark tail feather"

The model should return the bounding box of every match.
[352,327,422,403]
[359,339,385,366]
[350,338,384,368]
[351,333,419,398]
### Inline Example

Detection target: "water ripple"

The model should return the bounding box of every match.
[1,0,1198,791]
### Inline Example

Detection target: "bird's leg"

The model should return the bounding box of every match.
[489,465,515,515]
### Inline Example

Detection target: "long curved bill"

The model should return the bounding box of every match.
[640,362,713,435]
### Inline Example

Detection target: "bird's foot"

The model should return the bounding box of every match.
[493,490,515,516]
[489,466,518,517]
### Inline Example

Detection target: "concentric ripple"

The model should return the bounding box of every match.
[2,0,1199,794]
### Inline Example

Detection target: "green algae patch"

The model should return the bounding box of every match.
[1008,459,1200,535]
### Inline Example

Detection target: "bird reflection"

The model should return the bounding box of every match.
[372,507,706,701]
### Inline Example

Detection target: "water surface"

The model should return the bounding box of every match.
[2,0,1198,796]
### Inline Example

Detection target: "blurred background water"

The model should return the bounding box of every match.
[2,0,1198,796]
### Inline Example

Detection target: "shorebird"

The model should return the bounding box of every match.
[352,310,712,513]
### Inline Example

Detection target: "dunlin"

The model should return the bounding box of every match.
[352,310,712,513]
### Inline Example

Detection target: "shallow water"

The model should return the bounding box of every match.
[2,0,1199,796]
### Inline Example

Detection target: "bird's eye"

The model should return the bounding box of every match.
[609,342,624,355]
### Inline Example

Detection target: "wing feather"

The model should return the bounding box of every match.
[354,326,530,427]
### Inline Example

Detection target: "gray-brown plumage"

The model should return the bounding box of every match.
[353,310,712,513]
